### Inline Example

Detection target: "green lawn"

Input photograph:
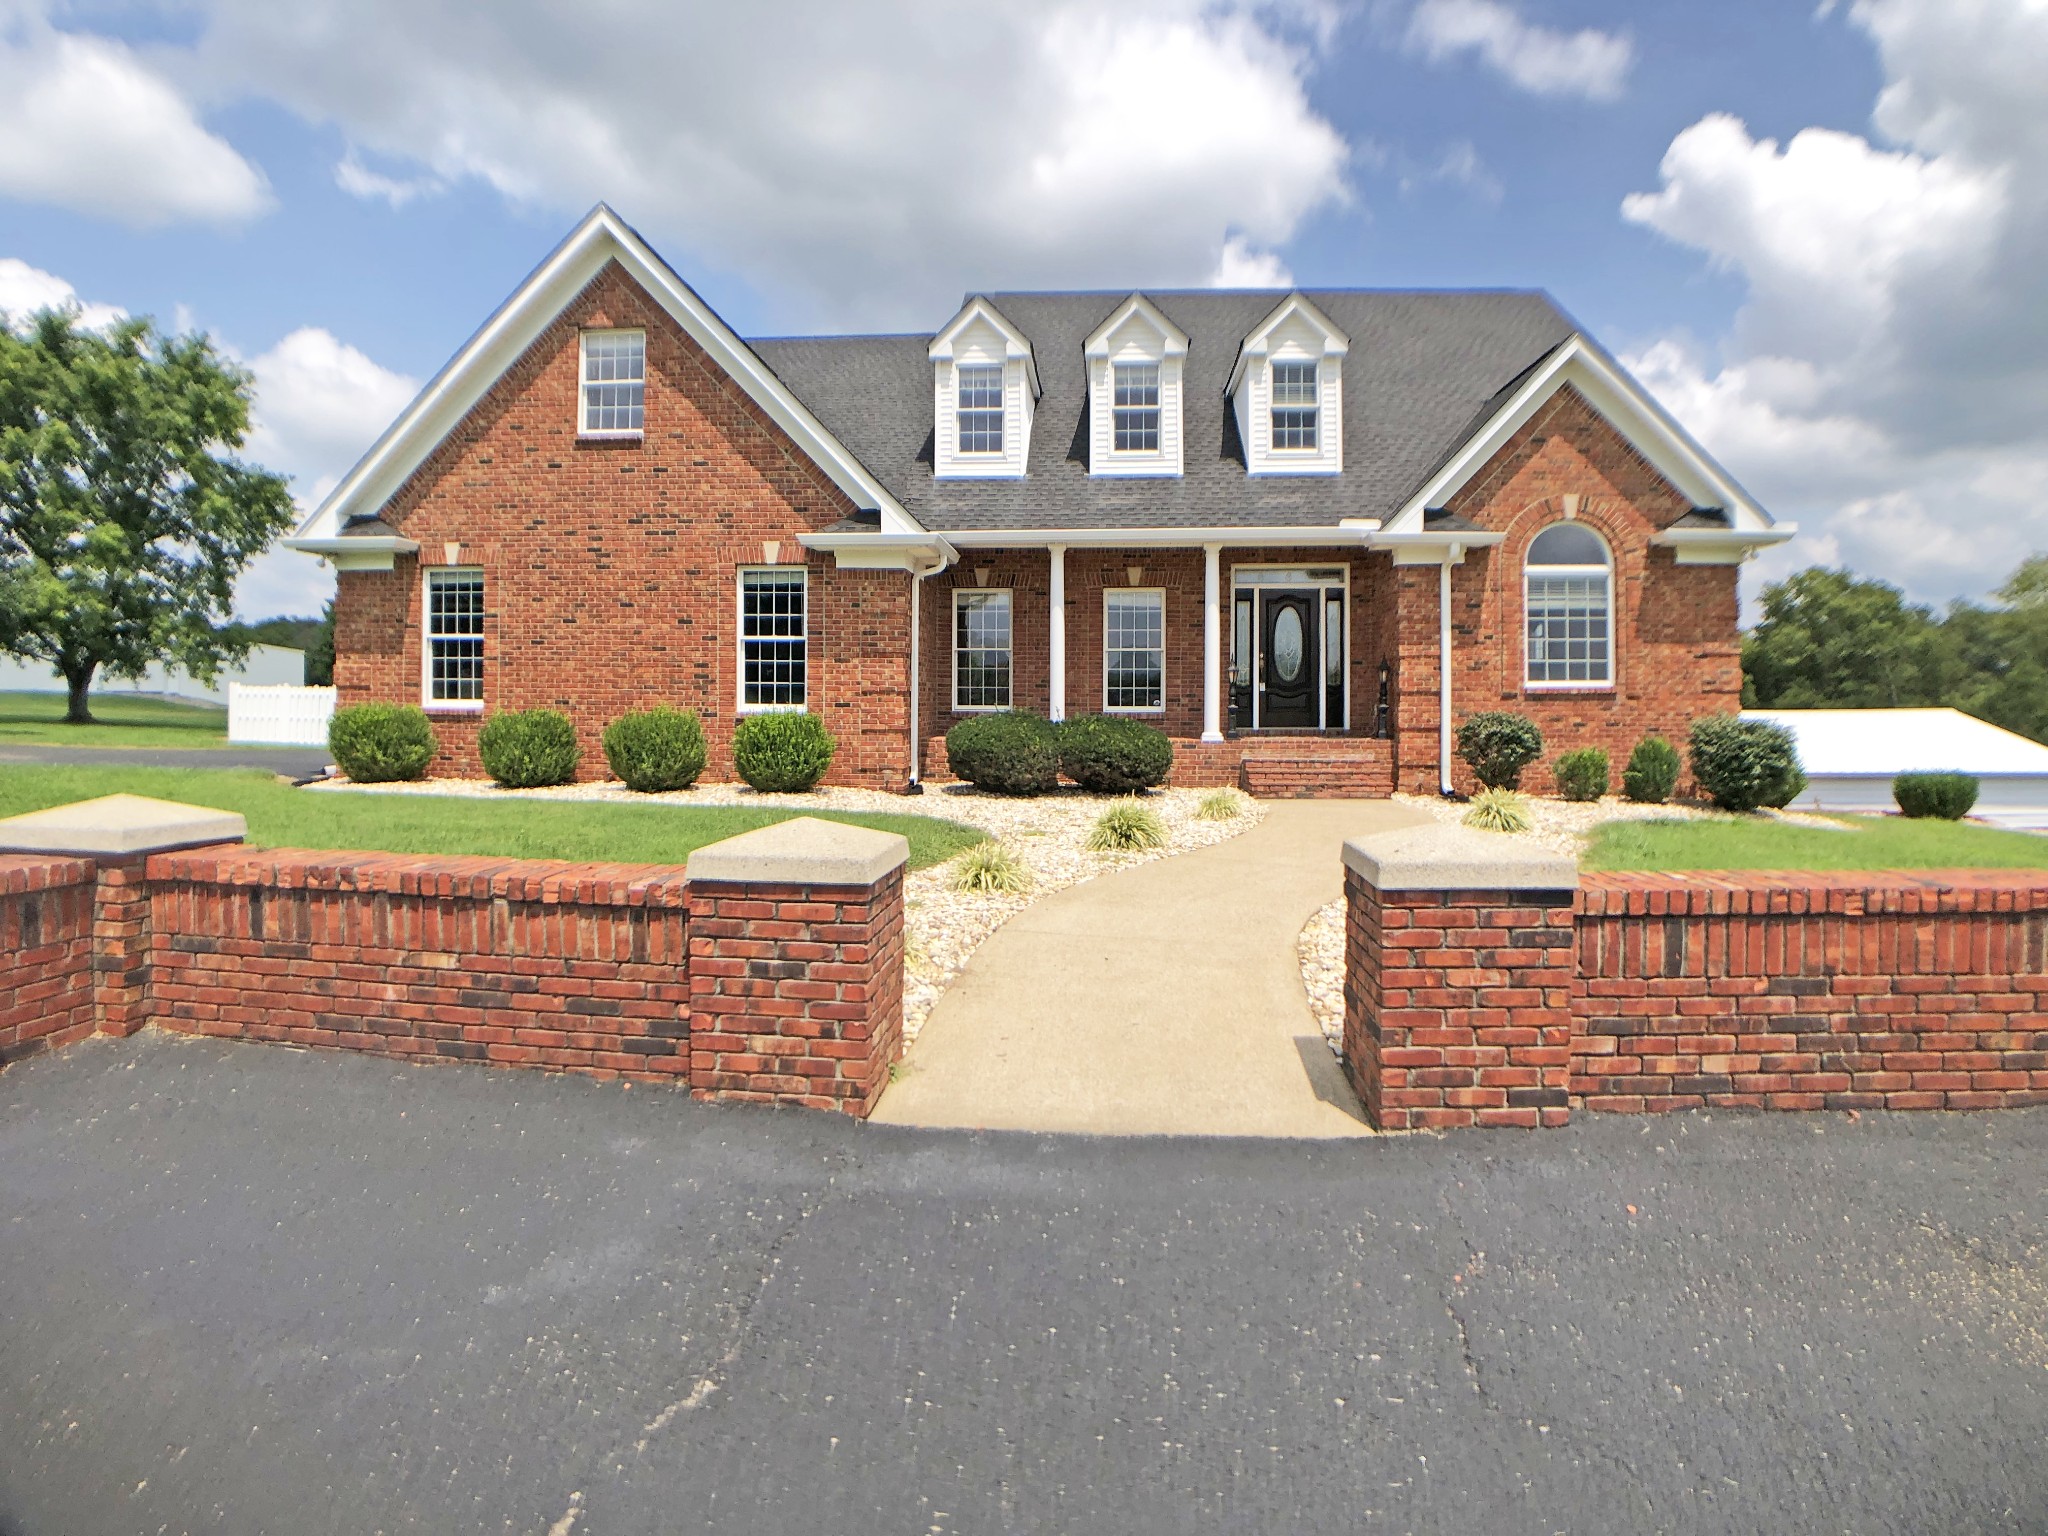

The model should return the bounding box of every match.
[0,690,230,748]
[1585,813,2048,872]
[0,764,984,871]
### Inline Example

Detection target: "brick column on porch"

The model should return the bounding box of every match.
[685,816,909,1117]
[0,794,247,1039]
[1343,822,1579,1130]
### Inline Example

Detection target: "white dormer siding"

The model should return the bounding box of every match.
[1084,295,1189,478]
[929,298,1037,479]
[1228,294,1348,476]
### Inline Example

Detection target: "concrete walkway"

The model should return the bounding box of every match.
[873,797,1432,1137]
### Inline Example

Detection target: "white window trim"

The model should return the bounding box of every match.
[1228,564,1352,731]
[1109,362,1164,458]
[736,565,809,714]
[1102,587,1167,715]
[1268,360,1320,455]
[951,588,1013,713]
[954,363,1005,457]
[421,565,485,713]
[1522,529,1615,690]
[578,328,646,441]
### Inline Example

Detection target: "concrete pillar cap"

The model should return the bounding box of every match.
[1343,821,1578,892]
[686,815,909,886]
[0,793,248,858]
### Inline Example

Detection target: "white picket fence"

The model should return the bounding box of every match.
[228,683,336,747]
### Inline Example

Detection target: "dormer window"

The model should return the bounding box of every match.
[957,364,1004,454]
[580,329,645,437]
[1113,363,1161,452]
[1270,361,1318,450]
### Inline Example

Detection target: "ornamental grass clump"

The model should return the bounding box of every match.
[327,703,436,783]
[1554,747,1610,803]
[1057,713,1174,793]
[1461,787,1532,834]
[477,707,581,788]
[945,709,1061,795]
[1893,770,1979,820]
[1622,734,1681,804]
[1457,711,1544,790]
[1689,716,1805,813]
[1085,799,1169,852]
[601,706,707,792]
[1195,787,1246,821]
[950,839,1030,895]
[731,711,836,792]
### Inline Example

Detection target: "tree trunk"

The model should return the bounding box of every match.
[63,661,97,724]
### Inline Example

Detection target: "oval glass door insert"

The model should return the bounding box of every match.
[1273,607,1304,682]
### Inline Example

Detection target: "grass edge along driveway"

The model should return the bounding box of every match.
[0,764,984,871]
[1585,811,2048,872]
[0,691,232,750]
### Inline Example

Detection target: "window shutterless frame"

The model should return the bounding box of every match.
[1102,588,1165,713]
[579,328,646,438]
[952,588,1013,711]
[421,566,485,710]
[955,363,1004,455]
[1523,523,1614,688]
[1111,361,1161,453]
[1269,359,1318,451]
[737,566,808,712]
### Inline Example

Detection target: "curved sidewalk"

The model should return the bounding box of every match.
[873,797,1432,1137]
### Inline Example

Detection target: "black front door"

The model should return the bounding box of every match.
[1259,589,1319,727]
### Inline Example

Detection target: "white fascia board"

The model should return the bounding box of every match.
[929,297,1040,398]
[281,534,419,572]
[1375,530,1505,566]
[1652,524,1798,565]
[1225,293,1350,396]
[936,524,1378,549]
[1383,335,1774,536]
[1083,294,1190,358]
[291,204,926,546]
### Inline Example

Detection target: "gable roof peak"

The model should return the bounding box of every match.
[928,295,1040,397]
[1082,292,1190,357]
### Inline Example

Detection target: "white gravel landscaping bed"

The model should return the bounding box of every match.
[309,774,1263,1043]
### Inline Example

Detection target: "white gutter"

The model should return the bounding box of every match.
[936,523,1378,549]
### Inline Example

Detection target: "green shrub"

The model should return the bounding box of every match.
[1457,711,1545,790]
[1085,799,1168,852]
[477,707,581,788]
[1195,787,1246,821]
[1688,716,1805,813]
[950,840,1030,894]
[732,711,836,792]
[601,706,707,793]
[327,703,436,783]
[1057,713,1174,794]
[946,710,1061,795]
[1555,747,1610,803]
[1461,787,1532,834]
[1893,770,1979,820]
[1622,734,1681,804]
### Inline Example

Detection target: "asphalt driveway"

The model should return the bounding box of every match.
[2,1035,2044,1534]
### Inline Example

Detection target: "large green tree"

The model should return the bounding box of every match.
[0,310,293,721]
[1741,567,1946,709]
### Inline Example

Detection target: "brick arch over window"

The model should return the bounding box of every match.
[1494,497,1638,699]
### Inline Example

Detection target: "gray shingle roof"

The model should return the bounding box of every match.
[749,289,1575,533]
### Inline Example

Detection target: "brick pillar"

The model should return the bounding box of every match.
[684,816,909,1117]
[90,855,154,1036]
[1343,823,1579,1130]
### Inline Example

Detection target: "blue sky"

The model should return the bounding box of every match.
[3,0,2043,621]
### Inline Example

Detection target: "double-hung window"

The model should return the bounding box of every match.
[425,568,485,707]
[956,364,1004,454]
[1112,362,1161,452]
[1270,360,1318,451]
[739,568,807,710]
[953,590,1012,710]
[1524,523,1613,686]
[1104,589,1165,712]
[580,329,645,436]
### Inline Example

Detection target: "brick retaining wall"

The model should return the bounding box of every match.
[0,855,96,1066]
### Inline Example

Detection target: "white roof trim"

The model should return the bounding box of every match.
[937,524,1377,549]
[1082,294,1190,358]
[285,204,925,549]
[1383,334,1775,535]
[928,297,1040,398]
[1225,292,1350,395]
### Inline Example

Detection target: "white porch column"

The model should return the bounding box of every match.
[1201,543,1224,742]
[1048,544,1067,722]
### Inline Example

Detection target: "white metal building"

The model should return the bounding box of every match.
[1743,708,2048,830]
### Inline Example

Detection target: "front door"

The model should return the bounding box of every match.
[1259,589,1319,727]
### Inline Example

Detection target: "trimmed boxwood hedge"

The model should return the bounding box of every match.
[732,710,836,792]
[1893,770,1979,820]
[602,706,708,793]
[1688,715,1805,813]
[478,707,581,788]
[1457,711,1544,790]
[1622,734,1681,804]
[327,703,436,783]
[946,710,1061,795]
[1554,746,1610,802]
[1058,713,1173,793]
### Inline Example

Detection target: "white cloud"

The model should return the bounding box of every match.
[1210,235,1293,287]
[1404,0,1633,101]
[0,18,270,227]
[1620,0,2048,604]
[334,150,442,209]
[179,0,1349,325]
[0,256,126,331]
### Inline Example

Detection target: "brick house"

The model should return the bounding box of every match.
[287,206,1791,795]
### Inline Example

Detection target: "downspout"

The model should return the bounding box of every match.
[905,550,952,792]
[1438,546,1462,796]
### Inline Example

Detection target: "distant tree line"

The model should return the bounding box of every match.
[1743,558,2048,744]
[220,601,333,685]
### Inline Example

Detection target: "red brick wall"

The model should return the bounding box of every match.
[1575,871,2048,1113]
[0,855,96,1068]
[334,261,912,788]
[686,868,905,1115]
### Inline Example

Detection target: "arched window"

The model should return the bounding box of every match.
[1524,522,1612,686]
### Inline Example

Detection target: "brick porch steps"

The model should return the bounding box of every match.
[1238,740,1394,799]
